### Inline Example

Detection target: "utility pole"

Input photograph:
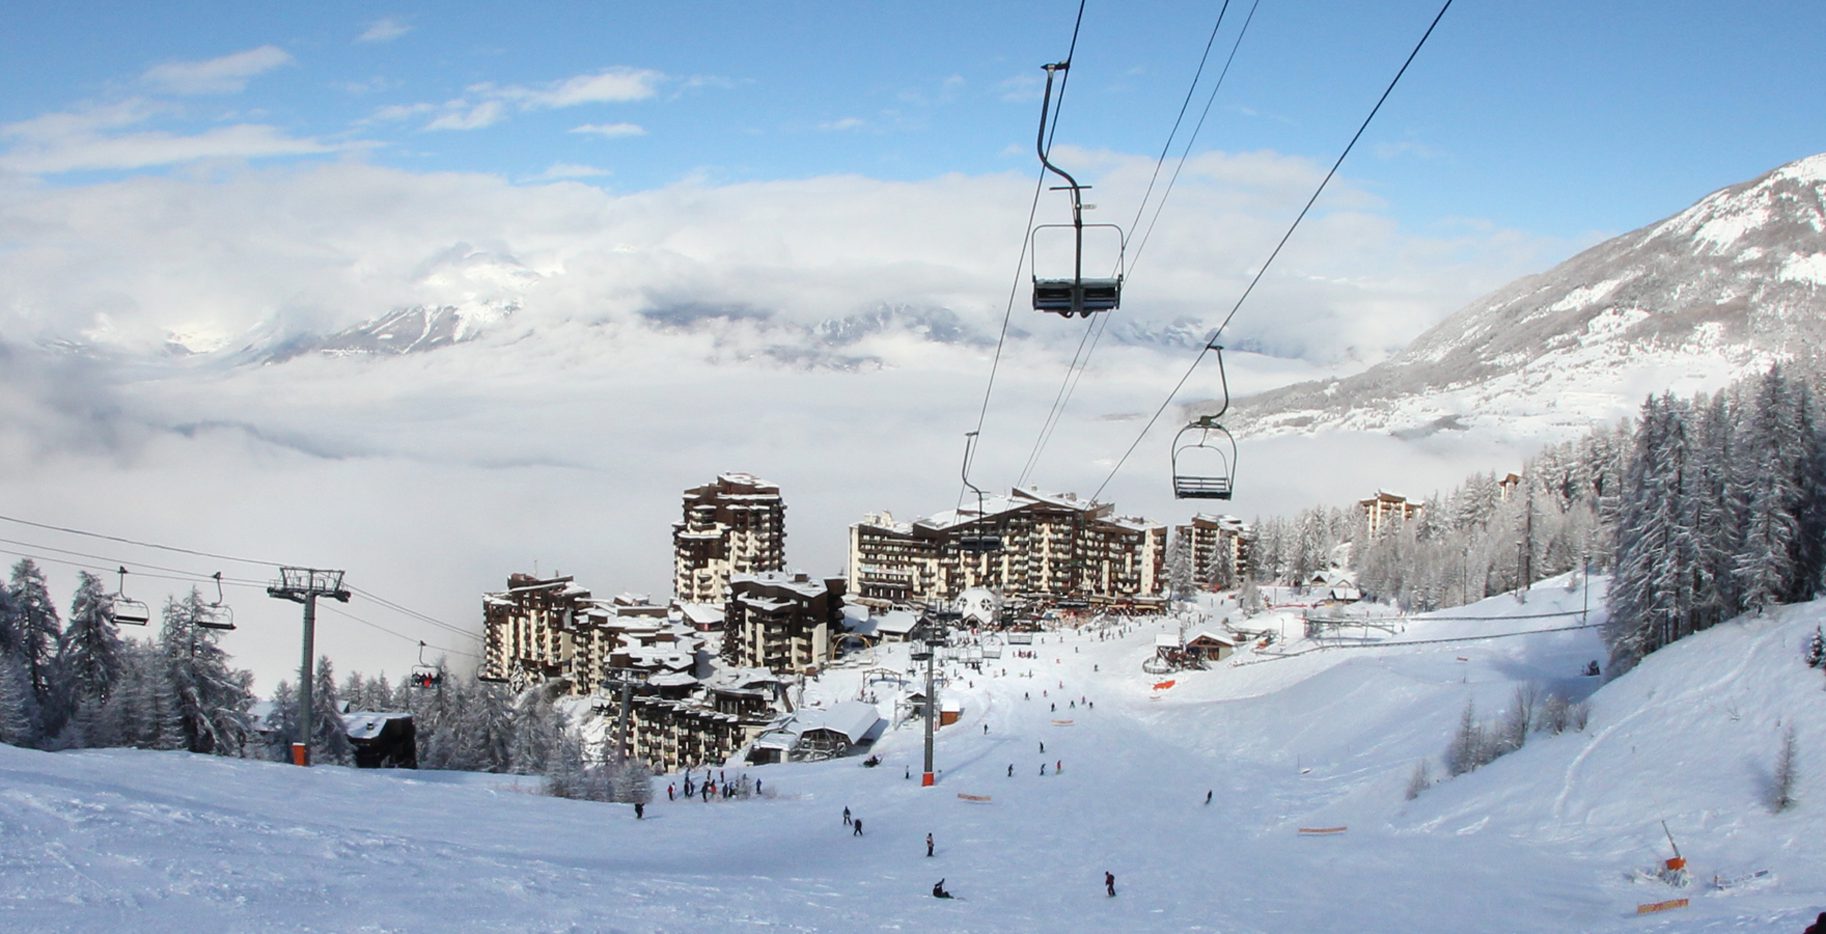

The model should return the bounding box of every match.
[267,567,351,766]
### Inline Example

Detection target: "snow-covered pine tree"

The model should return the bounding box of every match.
[1164,532,1191,601]
[1735,368,1802,615]
[7,559,63,729]
[508,685,562,775]
[157,589,254,755]
[0,654,42,746]
[1807,627,1825,668]
[56,571,125,717]
[309,655,353,765]
[266,680,299,762]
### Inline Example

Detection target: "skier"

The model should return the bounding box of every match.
[756,779,763,796]
[667,783,675,801]
[1039,741,1045,754]
[926,832,935,857]
[1007,764,1014,777]
[1040,763,1047,776]
[983,723,988,734]
[1204,790,1213,805]
[1105,871,1116,897]
[683,777,693,797]
[932,879,953,899]
[843,806,852,827]
[1055,759,1061,774]
[905,765,911,780]
[633,802,644,820]
[853,818,864,836]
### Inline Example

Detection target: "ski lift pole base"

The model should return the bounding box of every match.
[922,771,935,787]
[290,742,310,767]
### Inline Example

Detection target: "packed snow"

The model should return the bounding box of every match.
[3,577,1823,932]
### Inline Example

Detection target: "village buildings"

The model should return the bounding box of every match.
[1358,490,1424,536]
[1172,513,1253,588]
[721,570,847,673]
[673,473,787,604]
[845,487,1167,605]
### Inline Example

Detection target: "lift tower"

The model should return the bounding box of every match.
[268,568,351,766]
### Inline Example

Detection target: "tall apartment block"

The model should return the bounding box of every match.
[673,472,788,603]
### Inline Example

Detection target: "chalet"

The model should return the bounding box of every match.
[790,701,885,760]
[1183,631,1237,663]
[341,711,416,769]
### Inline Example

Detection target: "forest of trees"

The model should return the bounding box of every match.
[1202,363,1825,675]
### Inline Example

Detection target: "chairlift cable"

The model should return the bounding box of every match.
[0,512,290,568]
[1090,0,1454,502]
[320,604,481,659]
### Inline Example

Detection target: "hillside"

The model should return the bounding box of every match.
[1235,152,1826,441]
[2,579,1822,932]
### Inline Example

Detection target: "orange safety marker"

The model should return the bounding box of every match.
[1152,679,1176,690]
[1635,898,1689,915]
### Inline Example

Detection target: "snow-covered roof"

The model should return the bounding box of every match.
[677,602,725,625]
[875,611,919,635]
[1187,630,1236,647]
[341,711,411,740]
[793,701,882,744]
[646,671,700,688]
[730,570,835,599]
[1155,633,1181,648]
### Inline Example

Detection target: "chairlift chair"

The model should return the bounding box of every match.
[1170,343,1238,500]
[411,641,442,690]
[110,566,151,626]
[957,431,1003,554]
[1030,60,1126,318]
[193,571,237,631]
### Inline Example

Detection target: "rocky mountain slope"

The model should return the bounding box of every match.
[1232,152,1826,440]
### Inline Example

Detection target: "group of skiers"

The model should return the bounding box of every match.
[666,769,761,804]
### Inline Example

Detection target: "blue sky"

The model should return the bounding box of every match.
[5,1,1822,242]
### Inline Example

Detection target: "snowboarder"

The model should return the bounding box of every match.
[1105,871,1116,897]
[853,818,864,836]
[633,802,644,819]
[843,806,852,827]
[926,833,935,857]
[932,879,953,899]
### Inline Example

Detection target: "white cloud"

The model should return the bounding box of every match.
[569,122,647,139]
[357,17,412,43]
[142,45,294,95]
[1,99,163,142]
[480,67,663,111]
[818,117,865,132]
[527,162,610,181]
[0,124,345,174]
[425,100,505,131]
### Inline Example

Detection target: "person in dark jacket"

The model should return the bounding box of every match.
[1804,912,1826,934]
[853,817,864,836]
[926,832,935,857]
[1105,871,1116,897]
[932,879,953,899]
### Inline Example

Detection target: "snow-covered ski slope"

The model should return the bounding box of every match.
[3,577,1823,932]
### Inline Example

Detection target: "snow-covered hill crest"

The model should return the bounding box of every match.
[1236,152,1826,441]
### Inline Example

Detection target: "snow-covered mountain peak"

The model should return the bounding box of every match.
[1235,151,1826,442]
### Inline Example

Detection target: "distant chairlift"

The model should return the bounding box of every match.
[110,566,151,626]
[1171,343,1239,500]
[411,641,442,690]
[1031,60,1125,318]
[193,571,236,631]
[957,431,1003,554]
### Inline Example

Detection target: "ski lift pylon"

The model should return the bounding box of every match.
[1171,343,1238,500]
[110,566,151,626]
[1031,60,1125,318]
[194,571,236,630]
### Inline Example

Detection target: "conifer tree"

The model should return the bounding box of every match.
[309,655,353,765]
[57,571,124,714]
[7,559,63,722]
